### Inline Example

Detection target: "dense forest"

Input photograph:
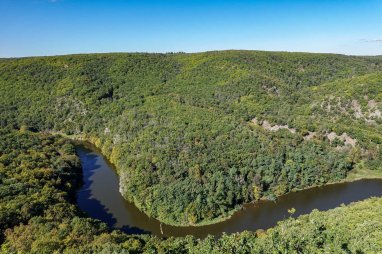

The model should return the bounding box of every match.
[1,129,382,253]
[1,51,382,226]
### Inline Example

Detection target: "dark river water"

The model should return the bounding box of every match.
[76,144,382,238]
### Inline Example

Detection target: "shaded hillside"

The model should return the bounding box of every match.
[1,51,382,225]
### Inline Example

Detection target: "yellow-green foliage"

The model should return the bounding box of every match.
[1,51,382,226]
[1,129,382,253]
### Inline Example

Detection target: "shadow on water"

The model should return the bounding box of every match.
[76,148,117,227]
[76,146,150,235]
[75,143,382,238]
[119,225,150,235]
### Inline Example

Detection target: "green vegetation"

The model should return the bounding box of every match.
[0,129,81,239]
[1,129,382,253]
[1,51,382,226]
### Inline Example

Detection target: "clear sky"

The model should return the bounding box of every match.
[1,0,382,57]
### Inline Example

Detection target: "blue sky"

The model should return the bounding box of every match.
[1,0,382,57]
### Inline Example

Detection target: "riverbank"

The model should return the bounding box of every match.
[345,166,382,181]
[74,140,382,238]
[47,131,382,228]
[3,129,382,252]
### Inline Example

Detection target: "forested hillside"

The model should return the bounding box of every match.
[1,51,382,225]
[1,129,382,253]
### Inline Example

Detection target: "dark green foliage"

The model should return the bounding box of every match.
[1,51,382,225]
[0,129,82,237]
[1,129,382,253]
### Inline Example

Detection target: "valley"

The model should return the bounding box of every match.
[1,50,382,253]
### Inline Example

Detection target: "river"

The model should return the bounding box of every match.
[76,144,382,238]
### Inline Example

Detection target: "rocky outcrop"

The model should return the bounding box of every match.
[251,118,296,134]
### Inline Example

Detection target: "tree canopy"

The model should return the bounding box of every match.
[1,51,382,225]
[1,129,382,253]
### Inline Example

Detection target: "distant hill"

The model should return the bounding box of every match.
[1,50,382,226]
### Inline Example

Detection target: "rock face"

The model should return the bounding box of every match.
[251,118,357,148]
[326,132,357,148]
[321,97,382,124]
[251,118,296,134]
[351,100,363,119]
[368,100,382,119]
[303,131,316,141]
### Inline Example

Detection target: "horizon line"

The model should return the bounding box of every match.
[2,49,382,59]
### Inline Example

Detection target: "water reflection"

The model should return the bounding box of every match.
[76,144,382,238]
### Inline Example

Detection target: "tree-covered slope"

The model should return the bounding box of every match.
[0,129,82,243]
[1,51,382,225]
[1,129,382,253]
